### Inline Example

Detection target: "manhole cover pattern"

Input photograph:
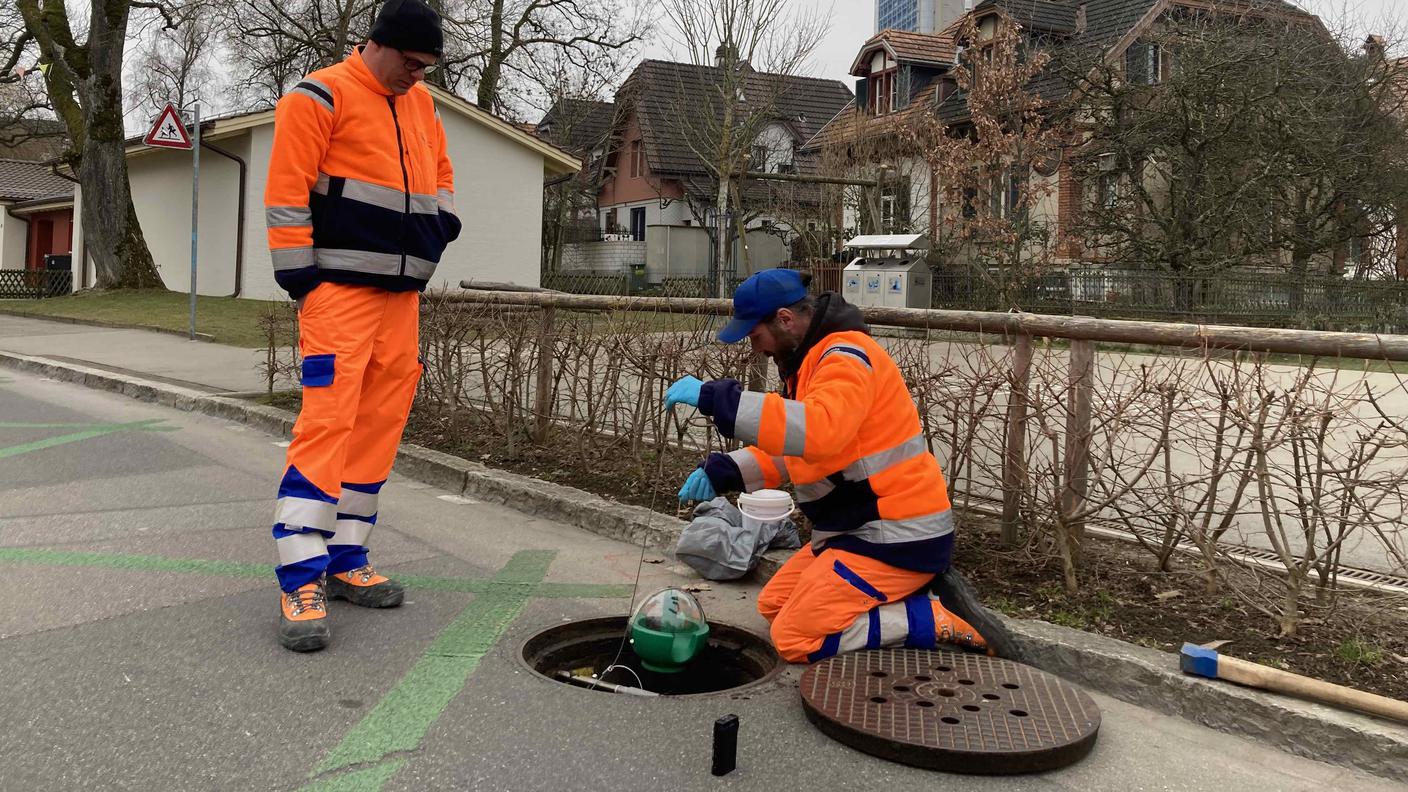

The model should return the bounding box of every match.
[800,649,1100,774]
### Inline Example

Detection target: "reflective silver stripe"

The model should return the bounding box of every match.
[314,249,437,280]
[276,496,337,531]
[340,178,407,212]
[329,518,373,548]
[771,456,790,485]
[734,391,766,445]
[403,254,437,279]
[879,601,911,645]
[782,400,807,457]
[835,612,874,655]
[313,173,331,195]
[276,530,328,566]
[271,247,315,271]
[820,342,873,370]
[728,448,765,493]
[795,479,834,504]
[291,84,334,114]
[337,488,379,518]
[843,433,928,480]
[266,206,311,228]
[338,177,438,216]
[437,189,456,215]
[810,508,955,548]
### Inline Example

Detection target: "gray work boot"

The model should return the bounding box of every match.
[327,565,405,608]
[929,567,1027,663]
[279,581,331,652]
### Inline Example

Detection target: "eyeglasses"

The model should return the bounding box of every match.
[398,50,437,76]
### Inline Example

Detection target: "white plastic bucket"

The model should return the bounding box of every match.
[737,489,795,522]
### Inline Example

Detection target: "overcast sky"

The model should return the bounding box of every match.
[647,0,1408,86]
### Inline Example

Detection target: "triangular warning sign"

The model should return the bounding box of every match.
[143,103,192,150]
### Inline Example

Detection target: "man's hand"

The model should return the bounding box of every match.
[664,375,704,412]
[678,468,716,503]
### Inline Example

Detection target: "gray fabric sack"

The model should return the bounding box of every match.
[675,496,802,580]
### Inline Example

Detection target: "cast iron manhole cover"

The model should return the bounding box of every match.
[800,649,1100,774]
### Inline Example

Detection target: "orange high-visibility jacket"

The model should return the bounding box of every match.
[699,329,955,573]
[265,47,459,299]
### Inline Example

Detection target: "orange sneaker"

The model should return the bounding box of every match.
[279,581,330,652]
[327,565,405,609]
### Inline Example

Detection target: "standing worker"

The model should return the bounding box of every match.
[667,269,1012,663]
[264,0,460,652]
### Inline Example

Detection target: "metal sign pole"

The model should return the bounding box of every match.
[189,103,200,341]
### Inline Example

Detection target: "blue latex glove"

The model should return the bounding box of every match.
[664,375,704,412]
[678,468,716,502]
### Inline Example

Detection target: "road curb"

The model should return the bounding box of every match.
[0,308,218,342]
[2,348,1404,783]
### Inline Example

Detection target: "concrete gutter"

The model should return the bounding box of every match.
[2,348,1404,784]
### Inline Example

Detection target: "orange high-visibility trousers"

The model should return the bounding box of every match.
[271,283,421,592]
[758,544,983,663]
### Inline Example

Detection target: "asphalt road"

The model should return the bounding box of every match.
[0,367,1399,791]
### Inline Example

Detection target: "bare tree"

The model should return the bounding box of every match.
[908,12,1067,307]
[454,0,647,114]
[9,0,164,288]
[659,0,827,296]
[128,7,217,123]
[1059,10,1408,310]
[216,0,379,109]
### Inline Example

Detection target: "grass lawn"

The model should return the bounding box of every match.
[0,289,292,348]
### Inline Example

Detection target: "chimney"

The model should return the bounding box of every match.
[1365,34,1386,60]
[715,44,740,69]
[1076,3,1088,35]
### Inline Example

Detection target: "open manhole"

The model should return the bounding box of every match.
[521,616,783,697]
[801,649,1100,774]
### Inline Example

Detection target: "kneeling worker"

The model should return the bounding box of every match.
[666,269,995,663]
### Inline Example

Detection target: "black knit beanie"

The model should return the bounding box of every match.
[369,0,444,58]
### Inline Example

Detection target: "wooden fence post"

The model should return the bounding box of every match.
[533,306,556,443]
[1062,339,1095,544]
[746,353,768,392]
[1001,334,1034,545]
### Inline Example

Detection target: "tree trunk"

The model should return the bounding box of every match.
[476,0,505,110]
[22,0,162,290]
[85,0,162,289]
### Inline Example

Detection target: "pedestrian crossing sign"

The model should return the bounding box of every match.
[143,103,192,150]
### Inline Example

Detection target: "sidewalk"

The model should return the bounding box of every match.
[0,314,269,393]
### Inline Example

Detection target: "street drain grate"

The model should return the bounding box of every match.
[800,649,1100,774]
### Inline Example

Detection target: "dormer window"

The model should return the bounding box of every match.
[1125,41,1164,85]
[870,67,899,115]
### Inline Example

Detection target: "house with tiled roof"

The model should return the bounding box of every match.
[805,0,1317,262]
[0,158,76,291]
[542,57,852,285]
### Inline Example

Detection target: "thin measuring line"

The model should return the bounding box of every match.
[592,391,676,688]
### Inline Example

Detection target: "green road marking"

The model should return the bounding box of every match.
[0,547,632,600]
[0,547,270,579]
[307,550,556,785]
[301,760,406,792]
[0,419,176,461]
[0,546,632,792]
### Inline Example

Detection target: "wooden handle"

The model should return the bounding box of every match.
[1218,655,1408,724]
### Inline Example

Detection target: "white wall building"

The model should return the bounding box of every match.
[72,86,579,301]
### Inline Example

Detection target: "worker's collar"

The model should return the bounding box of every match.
[776,293,868,395]
[346,46,394,96]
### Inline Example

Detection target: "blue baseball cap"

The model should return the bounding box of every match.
[717,269,809,344]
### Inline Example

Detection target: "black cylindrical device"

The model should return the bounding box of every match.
[711,714,739,776]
